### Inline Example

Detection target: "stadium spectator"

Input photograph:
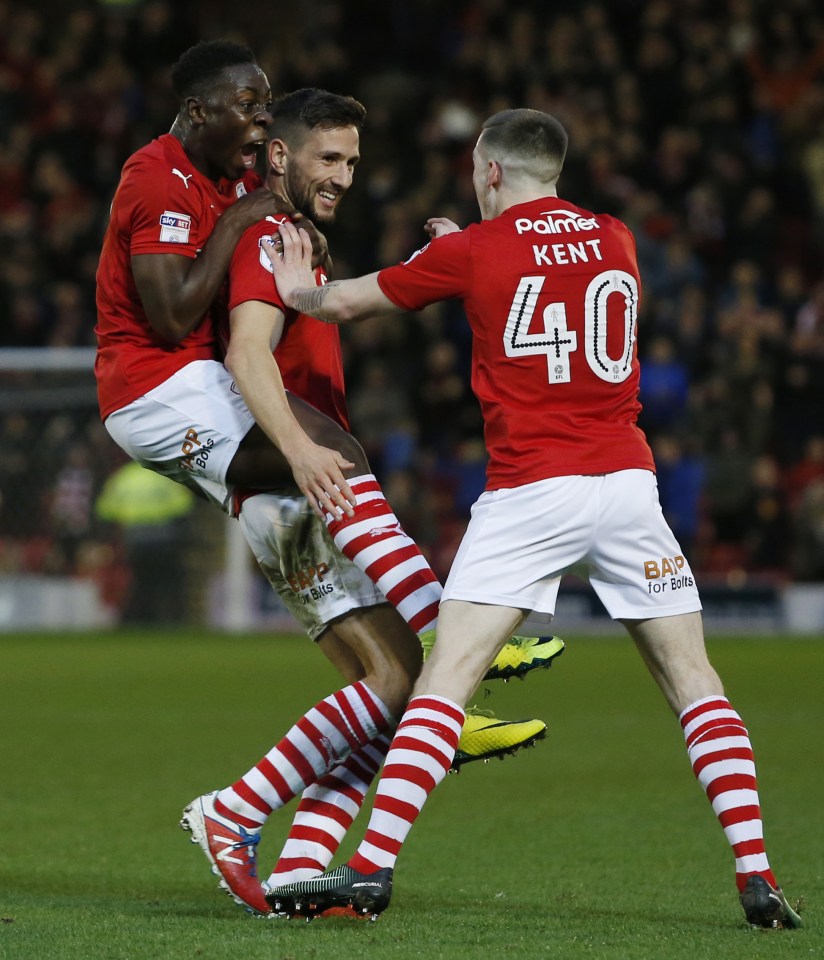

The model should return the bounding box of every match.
[792,478,824,580]
[344,357,412,474]
[637,335,691,432]
[785,434,824,509]
[95,460,196,623]
[49,439,96,572]
[745,454,790,574]
[651,433,706,559]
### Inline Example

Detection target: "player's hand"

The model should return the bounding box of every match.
[227,192,328,266]
[281,436,357,519]
[230,187,296,226]
[261,223,317,309]
[425,217,462,239]
[290,213,329,269]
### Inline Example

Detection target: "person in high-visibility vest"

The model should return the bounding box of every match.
[96,461,195,623]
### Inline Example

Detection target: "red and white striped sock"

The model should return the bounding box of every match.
[680,695,777,893]
[347,695,464,874]
[326,475,441,635]
[266,734,391,886]
[214,682,391,830]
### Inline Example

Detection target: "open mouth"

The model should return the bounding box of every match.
[240,141,263,169]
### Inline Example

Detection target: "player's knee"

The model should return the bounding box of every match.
[336,430,369,475]
[304,415,369,473]
[287,392,371,473]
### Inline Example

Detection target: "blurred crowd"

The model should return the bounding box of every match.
[2,0,824,604]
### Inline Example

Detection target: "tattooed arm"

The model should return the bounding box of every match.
[286,274,392,323]
[262,222,400,324]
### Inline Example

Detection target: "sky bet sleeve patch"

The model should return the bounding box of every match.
[159,211,192,243]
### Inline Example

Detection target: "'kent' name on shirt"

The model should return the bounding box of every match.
[530,238,603,266]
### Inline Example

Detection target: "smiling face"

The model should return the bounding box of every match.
[276,125,360,224]
[194,63,272,181]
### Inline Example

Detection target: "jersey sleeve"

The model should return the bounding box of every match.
[377,229,471,310]
[121,155,205,260]
[227,216,291,313]
[227,216,327,314]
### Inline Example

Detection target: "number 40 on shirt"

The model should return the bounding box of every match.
[503,270,639,385]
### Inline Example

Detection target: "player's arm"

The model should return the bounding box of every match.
[224,299,355,518]
[133,192,328,344]
[262,222,401,324]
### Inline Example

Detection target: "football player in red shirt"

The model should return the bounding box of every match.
[96,39,357,520]
[263,108,801,930]
[179,90,561,918]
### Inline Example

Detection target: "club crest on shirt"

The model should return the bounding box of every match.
[159,211,191,243]
[258,234,277,273]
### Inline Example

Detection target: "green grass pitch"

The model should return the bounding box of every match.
[0,629,820,960]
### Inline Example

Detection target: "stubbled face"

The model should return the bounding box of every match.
[280,125,360,224]
[196,63,272,181]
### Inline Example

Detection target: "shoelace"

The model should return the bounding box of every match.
[230,831,261,853]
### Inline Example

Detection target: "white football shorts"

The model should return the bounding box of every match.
[239,492,386,640]
[104,360,254,514]
[442,469,701,631]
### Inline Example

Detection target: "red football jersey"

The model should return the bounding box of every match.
[378,197,655,490]
[225,216,350,430]
[95,133,261,419]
